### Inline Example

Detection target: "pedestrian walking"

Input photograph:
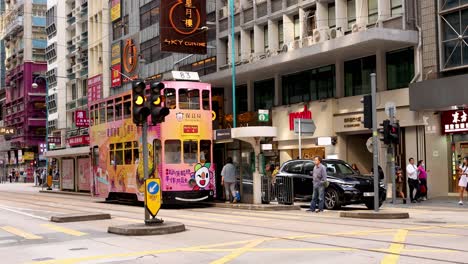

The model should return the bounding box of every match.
[458,157,468,205]
[417,160,428,201]
[308,156,327,213]
[395,166,406,204]
[406,158,421,203]
[221,157,237,203]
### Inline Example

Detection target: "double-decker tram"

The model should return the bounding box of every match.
[89,72,215,203]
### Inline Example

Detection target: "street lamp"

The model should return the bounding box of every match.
[32,76,50,190]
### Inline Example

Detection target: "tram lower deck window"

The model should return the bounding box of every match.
[183,140,198,164]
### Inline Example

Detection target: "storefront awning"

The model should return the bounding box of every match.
[44,146,90,158]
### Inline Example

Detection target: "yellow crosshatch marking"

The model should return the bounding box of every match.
[30,224,465,264]
[41,224,87,237]
[1,226,42,240]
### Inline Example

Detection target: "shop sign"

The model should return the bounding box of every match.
[215,129,231,140]
[48,137,61,144]
[289,105,312,130]
[0,127,16,135]
[87,75,102,103]
[110,0,121,22]
[111,42,122,88]
[442,109,468,134]
[160,0,207,54]
[122,37,139,83]
[258,109,269,122]
[67,135,90,147]
[75,110,89,127]
[23,152,34,160]
[344,116,362,128]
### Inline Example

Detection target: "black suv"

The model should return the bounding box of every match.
[276,159,386,210]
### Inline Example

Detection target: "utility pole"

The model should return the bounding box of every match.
[371,73,380,212]
[388,107,396,205]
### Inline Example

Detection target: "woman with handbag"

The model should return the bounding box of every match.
[417,160,428,201]
[458,157,468,205]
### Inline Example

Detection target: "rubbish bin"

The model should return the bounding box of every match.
[261,175,270,204]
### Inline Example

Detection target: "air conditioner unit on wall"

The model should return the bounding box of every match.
[351,23,366,33]
[329,28,343,39]
[313,29,329,43]
[220,6,228,18]
[302,36,314,47]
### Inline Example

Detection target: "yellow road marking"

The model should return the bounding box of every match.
[41,224,87,237]
[210,239,266,264]
[380,229,408,264]
[1,226,42,240]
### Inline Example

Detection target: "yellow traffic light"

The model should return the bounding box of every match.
[135,95,145,106]
[152,97,161,106]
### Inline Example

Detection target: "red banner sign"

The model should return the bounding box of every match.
[75,110,89,127]
[87,74,102,103]
[441,109,468,134]
[289,105,312,130]
[183,125,199,134]
[67,135,90,147]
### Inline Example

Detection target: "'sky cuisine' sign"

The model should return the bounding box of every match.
[160,0,207,54]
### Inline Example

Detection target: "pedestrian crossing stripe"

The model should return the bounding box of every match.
[41,224,87,237]
[1,226,42,240]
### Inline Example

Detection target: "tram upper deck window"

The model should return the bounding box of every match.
[202,90,210,110]
[164,88,177,109]
[107,100,114,122]
[183,140,198,164]
[179,89,200,110]
[124,101,131,118]
[99,103,106,124]
[115,98,123,120]
[165,140,181,164]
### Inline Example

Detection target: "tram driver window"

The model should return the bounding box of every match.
[179,89,200,110]
[164,88,177,109]
[165,140,181,164]
[200,140,211,163]
[183,140,198,164]
[202,90,210,110]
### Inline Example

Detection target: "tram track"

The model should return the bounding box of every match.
[0,190,467,263]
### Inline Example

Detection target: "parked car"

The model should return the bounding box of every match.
[275,159,387,210]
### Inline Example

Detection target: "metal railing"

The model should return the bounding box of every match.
[261,175,294,205]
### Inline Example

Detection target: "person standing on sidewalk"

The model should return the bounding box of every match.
[221,157,237,203]
[458,157,468,205]
[395,166,406,204]
[417,160,428,201]
[406,158,420,203]
[309,156,327,213]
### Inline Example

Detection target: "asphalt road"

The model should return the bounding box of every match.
[0,184,467,264]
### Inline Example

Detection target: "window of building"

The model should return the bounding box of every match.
[207,12,216,42]
[165,140,181,164]
[141,36,170,63]
[45,68,57,86]
[45,42,57,62]
[294,15,300,40]
[344,55,376,96]
[305,9,316,36]
[368,0,378,24]
[48,94,57,113]
[310,65,335,100]
[81,79,87,98]
[347,0,356,29]
[179,57,216,77]
[112,19,123,40]
[237,84,248,114]
[391,0,402,17]
[387,47,414,90]
[264,25,269,51]
[254,78,274,110]
[179,89,200,110]
[250,30,254,53]
[439,6,468,70]
[237,34,241,59]
[200,140,211,163]
[183,140,198,164]
[202,90,210,110]
[71,83,77,100]
[278,20,284,47]
[164,88,177,109]
[46,5,57,38]
[328,3,336,28]
[123,15,129,36]
[140,0,160,30]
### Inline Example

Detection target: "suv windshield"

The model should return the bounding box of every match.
[322,161,355,175]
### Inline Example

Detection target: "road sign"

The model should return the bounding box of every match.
[294,119,316,134]
[258,109,269,122]
[145,178,162,218]
[385,102,396,117]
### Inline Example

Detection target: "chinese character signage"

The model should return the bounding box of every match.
[110,0,121,22]
[442,109,468,134]
[122,36,139,83]
[111,41,122,88]
[160,0,207,54]
[75,110,89,127]
[87,74,102,104]
[67,135,90,147]
[0,127,16,135]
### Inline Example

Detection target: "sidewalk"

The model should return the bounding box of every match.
[383,196,467,211]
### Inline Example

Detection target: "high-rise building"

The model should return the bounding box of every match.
[0,0,47,176]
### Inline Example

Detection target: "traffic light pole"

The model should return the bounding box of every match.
[388,107,397,205]
[142,120,150,222]
[371,73,379,212]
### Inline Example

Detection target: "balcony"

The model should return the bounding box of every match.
[3,16,24,39]
[67,68,74,79]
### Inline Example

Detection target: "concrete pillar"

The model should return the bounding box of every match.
[356,0,368,26]
[298,8,306,39]
[376,49,387,92]
[268,19,279,52]
[335,0,347,31]
[247,79,254,111]
[254,24,264,55]
[283,14,294,45]
[225,85,233,115]
[316,1,329,29]
[335,59,344,98]
[378,0,391,24]
[274,74,281,106]
[217,38,228,68]
[240,29,250,61]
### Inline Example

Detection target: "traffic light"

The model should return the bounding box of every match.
[389,122,400,145]
[381,119,391,144]
[149,82,170,125]
[132,80,150,125]
[361,95,372,129]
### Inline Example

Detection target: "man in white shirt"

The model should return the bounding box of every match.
[406,158,420,203]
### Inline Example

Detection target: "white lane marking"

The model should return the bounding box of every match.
[0,204,49,221]
[175,196,209,202]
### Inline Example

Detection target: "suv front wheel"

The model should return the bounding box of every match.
[325,188,341,210]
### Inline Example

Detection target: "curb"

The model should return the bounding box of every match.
[39,190,91,196]
[203,202,301,211]
[340,211,409,219]
[51,213,112,223]
[108,222,185,236]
